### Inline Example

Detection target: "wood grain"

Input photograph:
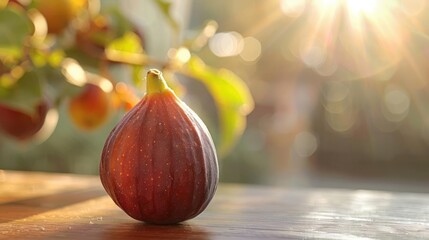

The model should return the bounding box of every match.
[0,170,428,239]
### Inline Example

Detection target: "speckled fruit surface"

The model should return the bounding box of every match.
[100,69,218,224]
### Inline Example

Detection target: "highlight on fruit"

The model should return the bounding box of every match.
[100,69,219,224]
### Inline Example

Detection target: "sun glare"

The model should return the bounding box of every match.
[273,0,429,134]
[279,0,424,78]
[347,0,379,15]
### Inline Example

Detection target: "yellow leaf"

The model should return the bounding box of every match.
[184,56,254,157]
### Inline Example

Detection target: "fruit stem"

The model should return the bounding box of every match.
[146,69,169,94]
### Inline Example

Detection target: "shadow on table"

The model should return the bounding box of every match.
[0,186,106,223]
[101,222,211,240]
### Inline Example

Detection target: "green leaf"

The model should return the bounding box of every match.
[184,56,254,157]
[106,32,143,54]
[132,65,143,87]
[106,7,133,38]
[0,70,43,114]
[0,8,31,61]
[39,66,81,104]
[64,48,100,71]
[105,31,145,67]
[153,0,179,32]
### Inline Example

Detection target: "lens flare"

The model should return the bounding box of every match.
[347,0,378,15]
[282,0,424,78]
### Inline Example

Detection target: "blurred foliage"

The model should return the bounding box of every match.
[184,56,254,157]
[0,0,253,158]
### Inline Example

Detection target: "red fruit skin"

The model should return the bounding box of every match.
[0,101,49,141]
[69,84,110,130]
[100,91,218,224]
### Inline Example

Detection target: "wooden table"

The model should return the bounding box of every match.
[0,170,428,239]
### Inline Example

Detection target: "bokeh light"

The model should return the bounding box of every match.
[240,37,262,62]
[28,9,48,43]
[293,131,318,158]
[167,47,191,64]
[3,0,429,193]
[282,0,424,78]
[61,58,86,87]
[209,31,244,57]
[34,108,59,143]
[383,85,410,122]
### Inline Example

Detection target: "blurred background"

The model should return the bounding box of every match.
[1,0,429,193]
